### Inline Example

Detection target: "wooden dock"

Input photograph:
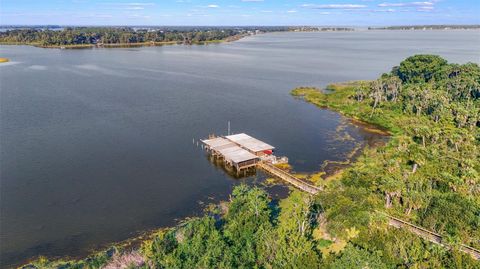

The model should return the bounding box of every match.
[258,161,479,260]
[257,162,322,194]
[258,160,480,261]
[461,245,480,261]
[201,133,275,174]
[260,161,480,261]
[200,132,480,261]
[387,214,480,260]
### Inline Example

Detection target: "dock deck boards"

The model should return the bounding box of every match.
[257,162,322,194]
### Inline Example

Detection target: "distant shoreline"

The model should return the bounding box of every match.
[0,34,248,50]
[368,25,480,30]
[2,27,478,50]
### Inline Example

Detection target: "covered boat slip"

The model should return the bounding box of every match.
[201,133,278,172]
[201,137,259,171]
[225,133,275,156]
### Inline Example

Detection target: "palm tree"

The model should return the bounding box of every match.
[380,170,404,208]
[407,144,426,174]
[403,177,431,215]
[370,80,384,117]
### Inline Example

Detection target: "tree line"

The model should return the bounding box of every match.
[0,27,255,46]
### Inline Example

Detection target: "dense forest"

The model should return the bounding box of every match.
[0,26,357,47]
[0,27,289,46]
[24,55,479,268]
[0,27,242,46]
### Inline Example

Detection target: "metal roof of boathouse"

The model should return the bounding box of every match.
[225,133,275,153]
[202,137,258,164]
[217,146,258,164]
[202,137,234,151]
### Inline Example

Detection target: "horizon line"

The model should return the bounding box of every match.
[1,24,480,27]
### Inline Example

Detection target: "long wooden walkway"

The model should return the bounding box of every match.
[257,161,480,261]
[387,215,480,260]
[257,162,322,195]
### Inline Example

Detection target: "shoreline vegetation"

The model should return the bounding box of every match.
[0,35,247,49]
[1,25,478,50]
[0,26,352,50]
[0,57,9,63]
[20,54,480,268]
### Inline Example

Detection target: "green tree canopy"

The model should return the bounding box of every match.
[394,54,448,84]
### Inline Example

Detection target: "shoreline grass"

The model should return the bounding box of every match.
[291,83,401,134]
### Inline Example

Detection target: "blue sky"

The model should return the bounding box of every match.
[1,0,479,26]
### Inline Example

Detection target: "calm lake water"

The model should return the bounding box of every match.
[1,30,479,267]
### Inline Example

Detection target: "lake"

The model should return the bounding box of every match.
[1,30,479,267]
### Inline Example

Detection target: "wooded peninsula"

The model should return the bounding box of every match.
[2,26,475,49]
[0,26,353,48]
[22,55,479,268]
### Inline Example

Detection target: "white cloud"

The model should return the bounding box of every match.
[207,4,219,8]
[99,2,155,10]
[378,1,434,7]
[287,10,297,13]
[75,13,114,18]
[118,2,155,6]
[417,6,434,11]
[126,14,151,19]
[302,4,367,9]
[374,8,396,12]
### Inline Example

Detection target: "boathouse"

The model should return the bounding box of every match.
[225,133,275,156]
[200,132,317,193]
[201,137,259,171]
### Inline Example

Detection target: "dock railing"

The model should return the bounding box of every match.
[258,163,480,261]
[379,212,480,260]
[257,161,322,195]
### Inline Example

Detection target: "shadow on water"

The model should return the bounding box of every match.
[205,154,258,180]
[201,149,292,201]
[203,153,292,199]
